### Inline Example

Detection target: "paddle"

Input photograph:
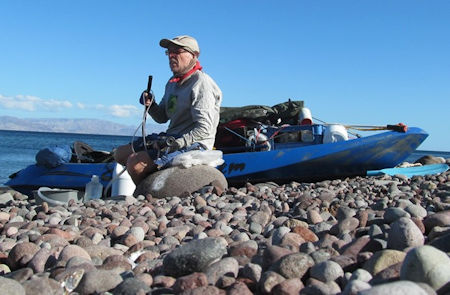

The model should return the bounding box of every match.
[140,75,154,150]
[367,163,449,177]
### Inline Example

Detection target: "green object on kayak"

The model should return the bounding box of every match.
[367,163,449,177]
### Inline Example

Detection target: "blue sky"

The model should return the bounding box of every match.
[0,1,449,151]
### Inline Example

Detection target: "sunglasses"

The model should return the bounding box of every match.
[165,48,190,56]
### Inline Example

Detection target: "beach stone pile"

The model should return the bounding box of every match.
[0,162,449,294]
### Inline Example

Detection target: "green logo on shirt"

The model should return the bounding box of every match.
[168,95,177,115]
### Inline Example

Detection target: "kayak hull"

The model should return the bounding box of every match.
[6,163,115,196]
[6,127,428,195]
[220,127,428,184]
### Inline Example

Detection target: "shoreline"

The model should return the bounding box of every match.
[1,165,450,294]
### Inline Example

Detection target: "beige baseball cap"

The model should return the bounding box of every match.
[160,35,200,55]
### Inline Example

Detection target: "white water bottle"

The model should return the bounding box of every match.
[111,163,136,196]
[84,175,103,200]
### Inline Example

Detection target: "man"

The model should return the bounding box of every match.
[114,35,222,184]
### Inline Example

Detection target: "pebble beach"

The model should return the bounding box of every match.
[0,158,449,295]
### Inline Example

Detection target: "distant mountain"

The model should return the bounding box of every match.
[0,116,166,136]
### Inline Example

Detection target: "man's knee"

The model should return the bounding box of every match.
[114,144,133,165]
[126,151,156,181]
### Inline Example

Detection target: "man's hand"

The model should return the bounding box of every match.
[139,91,154,106]
[160,137,181,154]
[147,136,180,155]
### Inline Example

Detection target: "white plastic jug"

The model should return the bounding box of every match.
[323,124,348,143]
[111,163,136,196]
[298,107,313,125]
[84,175,103,200]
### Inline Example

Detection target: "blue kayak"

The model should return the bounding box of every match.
[5,124,429,196]
[218,126,428,184]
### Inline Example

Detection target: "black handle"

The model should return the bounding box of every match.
[387,124,408,133]
[147,75,153,93]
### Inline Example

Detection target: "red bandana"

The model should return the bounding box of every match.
[169,61,203,83]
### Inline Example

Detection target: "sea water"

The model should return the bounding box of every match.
[1,129,449,185]
[0,130,131,185]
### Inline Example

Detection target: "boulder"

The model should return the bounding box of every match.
[387,217,424,250]
[359,280,429,295]
[310,260,344,283]
[270,252,315,279]
[7,242,40,270]
[423,211,450,234]
[75,269,123,294]
[162,237,227,278]
[134,165,227,198]
[363,249,406,276]
[414,155,445,165]
[204,257,239,285]
[113,277,151,295]
[0,277,26,295]
[400,245,450,292]
[22,277,63,295]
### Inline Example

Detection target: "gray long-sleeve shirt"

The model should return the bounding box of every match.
[148,70,222,150]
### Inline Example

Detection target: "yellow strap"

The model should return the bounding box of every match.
[344,126,388,131]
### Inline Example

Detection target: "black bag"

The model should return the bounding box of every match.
[219,105,275,124]
[215,100,305,151]
[272,100,304,125]
[219,99,304,125]
[36,145,72,168]
[73,141,113,163]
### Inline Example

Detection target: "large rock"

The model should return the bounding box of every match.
[83,245,123,261]
[0,277,26,295]
[113,277,151,295]
[429,232,450,252]
[162,237,227,277]
[262,245,294,271]
[7,242,40,270]
[134,165,227,198]
[58,244,91,265]
[204,257,239,285]
[363,249,406,276]
[270,253,315,279]
[22,277,63,295]
[260,271,286,294]
[310,260,344,283]
[400,245,450,292]
[0,192,14,205]
[370,262,403,285]
[272,278,304,295]
[383,207,410,224]
[423,211,450,234]
[173,272,209,293]
[329,217,359,236]
[75,269,123,294]
[28,248,52,273]
[415,155,445,165]
[342,279,371,295]
[359,280,429,295]
[387,217,424,250]
[302,279,341,295]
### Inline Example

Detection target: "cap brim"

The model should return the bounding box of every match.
[160,38,185,49]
